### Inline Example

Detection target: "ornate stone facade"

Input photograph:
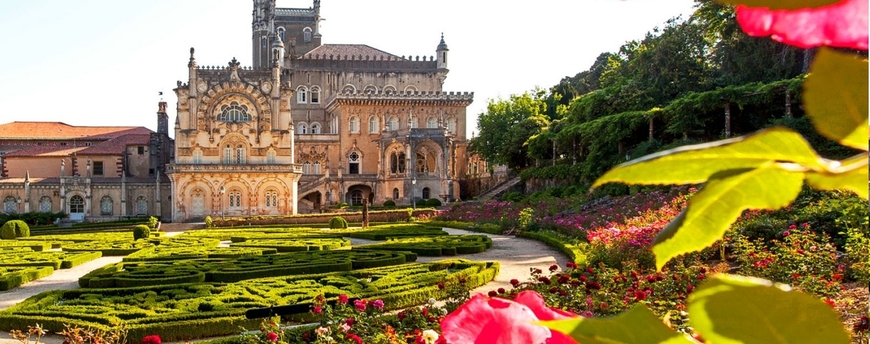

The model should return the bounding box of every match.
[169,0,473,218]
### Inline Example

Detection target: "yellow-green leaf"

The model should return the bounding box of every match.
[542,304,696,344]
[717,0,842,10]
[593,127,823,188]
[806,154,869,199]
[652,163,803,270]
[803,48,869,151]
[688,274,850,344]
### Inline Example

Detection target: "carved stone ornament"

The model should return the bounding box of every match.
[197,80,208,93]
[261,82,272,93]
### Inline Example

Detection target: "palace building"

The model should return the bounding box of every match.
[166,0,473,222]
[0,0,474,223]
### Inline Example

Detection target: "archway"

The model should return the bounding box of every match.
[346,184,373,206]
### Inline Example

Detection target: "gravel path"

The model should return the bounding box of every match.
[0,227,569,344]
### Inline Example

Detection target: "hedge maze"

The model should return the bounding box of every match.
[0,223,498,341]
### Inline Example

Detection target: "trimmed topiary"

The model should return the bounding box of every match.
[425,198,442,207]
[0,220,28,239]
[329,216,348,229]
[383,200,396,207]
[204,216,214,228]
[133,225,151,240]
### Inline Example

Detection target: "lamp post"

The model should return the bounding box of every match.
[219,187,226,220]
[411,178,416,210]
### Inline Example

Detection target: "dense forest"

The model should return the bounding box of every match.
[468,0,861,189]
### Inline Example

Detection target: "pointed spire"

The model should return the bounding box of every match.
[437,33,449,51]
[188,47,197,68]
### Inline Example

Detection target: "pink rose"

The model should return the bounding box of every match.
[265,332,278,342]
[736,0,868,50]
[440,291,577,344]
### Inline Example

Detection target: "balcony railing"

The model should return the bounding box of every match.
[167,164,302,174]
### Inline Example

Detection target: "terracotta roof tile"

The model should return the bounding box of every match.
[0,122,152,140]
[302,44,402,60]
[3,146,87,157]
[79,134,152,155]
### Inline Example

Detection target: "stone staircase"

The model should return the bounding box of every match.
[477,176,521,201]
[299,175,328,194]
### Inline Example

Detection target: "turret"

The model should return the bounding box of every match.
[436,33,449,70]
[157,101,169,135]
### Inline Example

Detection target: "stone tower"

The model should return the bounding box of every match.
[253,0,322,69]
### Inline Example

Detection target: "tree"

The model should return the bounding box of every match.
[470,90,552,171]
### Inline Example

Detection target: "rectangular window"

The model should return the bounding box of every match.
[349,163,359,174]
[93,161,104,176]
[138,146,145,154]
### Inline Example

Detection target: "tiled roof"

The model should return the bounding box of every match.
[3,146,88,158]
[3,134,151,157]
[79,134,151,155]
[0,122,152,140]
[302,44,402,60]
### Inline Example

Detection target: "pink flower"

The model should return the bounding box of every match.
[371,299,385,310]
[354,299,367,312]
[265,332,278,342]
[345,334,363,344]
[313,305,322,314]
[736,0,868,50]
[440,291,577,344]
[141,335,162,344]
[338,294,349,304]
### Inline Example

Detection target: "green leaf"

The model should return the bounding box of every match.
[652,163,803,270]
[592,128,824,188]
[688,274,850,344]
[803,48,869,151]
[542,304,696,344]
[716,0,842,10]
[806,154,869,199]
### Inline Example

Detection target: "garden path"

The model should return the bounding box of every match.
[0,227,570,344]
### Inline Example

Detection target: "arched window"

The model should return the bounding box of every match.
[390,153,398,174]
[39,196,51,212]
[427,117,437,128]
[392,188,399,200]
[135,195,147,215]
[100,196,113,215]
[297,86,308,104]
[193,149,203,164]
[350,190,363,205]
[217,101,252,122]
[404,85,418,93]
[388,116,399,131]
[348,151,360,174]
[384,85,397,95]
[398,152,406,173]
[297,123,308,134]
[313,161,322,174]
[369,117,379,133]
[277,27,286,42]
[409,116,418,128]
[69,195,85,214]
[236,145,246,164]
[265,189,278,208]
[342,85,356,94]
[349,117,360,134]
[266,149,277,164]
[311,123,321,134]
[447,117,456,134]
[228,190,242,208]
[261,36,267,48]
[303,162,311,174]
[3,196,16,214]
[416,153,428,173]
[303,27,312,42]
[310,86,320,104]
[364,85,377,94]
[224,145,232,164]
[422,187,431,200]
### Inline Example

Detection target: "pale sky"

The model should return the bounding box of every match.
[0,0,697,137]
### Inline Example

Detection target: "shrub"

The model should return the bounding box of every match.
[383,200,396,207]
[501,191,524,202]
[415,199,428,207]
[329,216,348,229]
[204,216,214,228]
[336,202,349,208]
[133,225,151,240]
[148,216,159,230]
[426,198,442,207]
[0,220,29,239]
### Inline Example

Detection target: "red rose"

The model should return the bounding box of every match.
[338,294,349,304]
[141,335,161,344]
